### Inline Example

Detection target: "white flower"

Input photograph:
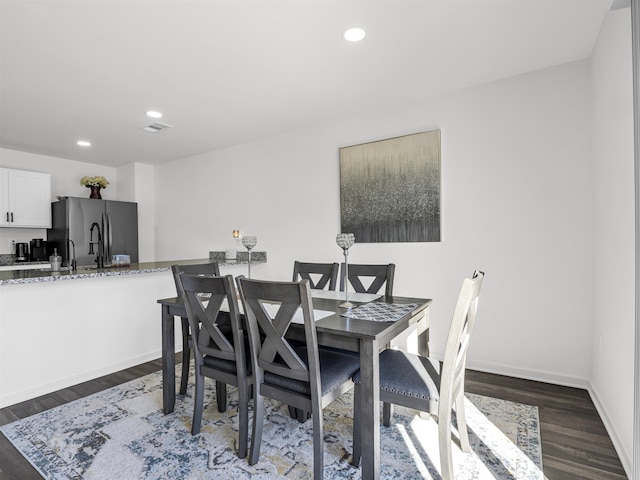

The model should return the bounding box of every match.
[80,176,109,188]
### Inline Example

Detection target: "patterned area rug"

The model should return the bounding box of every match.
[1,369,544,479]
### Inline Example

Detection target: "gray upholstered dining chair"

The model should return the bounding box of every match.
[236,276,360,479]
[171,262,221,395]
[292,261,339,290]
[339,263,395,297]
[177,273,252,459]
[351,270,484,480]
[289,261,339,420]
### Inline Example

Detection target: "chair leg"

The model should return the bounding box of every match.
[179,317,190,395]
[438,408,454,480]
[216,381,227,412]
[382,402,394,427]
[351,383,361,467]
[312,405,324,480]
[288,405,297,419]
[297,408,310,422]
[248,394,264,466]
[237,383,249,459]
[191,371,204,435]
[288,406,310,422]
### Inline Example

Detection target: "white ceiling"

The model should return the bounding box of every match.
[0,0,614,167]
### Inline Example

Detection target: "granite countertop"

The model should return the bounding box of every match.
[0,257,266,286]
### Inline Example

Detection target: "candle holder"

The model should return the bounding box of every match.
[336,233,355,308]
[241,235,257,278]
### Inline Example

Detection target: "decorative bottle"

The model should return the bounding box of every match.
[49,248,62,272]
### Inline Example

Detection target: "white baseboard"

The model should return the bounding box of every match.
[588,381,633,479]
[0,350,162,409]
[460,357,590,389]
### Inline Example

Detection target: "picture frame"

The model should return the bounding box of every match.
[339,129,441,243]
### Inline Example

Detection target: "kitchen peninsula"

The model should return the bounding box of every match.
[0,254,267,285]
[0,257,266,408]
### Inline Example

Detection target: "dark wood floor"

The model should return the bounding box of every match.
[0,357,628,480]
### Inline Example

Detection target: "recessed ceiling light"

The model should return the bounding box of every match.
[77,140,91,147]
[343,27,366,42]
[146,110,163,118]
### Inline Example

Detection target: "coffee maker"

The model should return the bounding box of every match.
[15,243,29,262]
[30,238,48,261]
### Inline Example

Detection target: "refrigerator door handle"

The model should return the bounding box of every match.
[101,211,109,267]
[106,210,113,264]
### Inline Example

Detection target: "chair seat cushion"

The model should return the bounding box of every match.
[264,347,360,396]
[203,354,239,374]
[202,335,252,374]
[353,349,441,407]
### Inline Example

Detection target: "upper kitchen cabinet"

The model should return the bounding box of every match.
[0,168,52,228]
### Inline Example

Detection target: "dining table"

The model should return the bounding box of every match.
[158,289,432,480]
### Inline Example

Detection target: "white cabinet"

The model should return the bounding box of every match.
[0,168,51,228]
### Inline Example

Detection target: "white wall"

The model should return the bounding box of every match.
[0,148,120,202]
[590,8,634,474]
[155,59,595,388]
[117,162,156,261]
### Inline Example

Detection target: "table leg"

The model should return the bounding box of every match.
[359,338,380,480]
[416,308,430,356]
[161,304,176,414]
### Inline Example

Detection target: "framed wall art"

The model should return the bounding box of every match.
[339,129,441,243]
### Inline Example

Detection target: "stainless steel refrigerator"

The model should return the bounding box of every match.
[47,197,138,268]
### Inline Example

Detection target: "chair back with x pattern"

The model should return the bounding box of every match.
[239,277,319,388]
[236,276,359,478]
[180,273,240,364]
[292,261,339,290]
[340,263,395,297]
[171,262,222,394]
[178,273,251,457]
[172,262,221,294]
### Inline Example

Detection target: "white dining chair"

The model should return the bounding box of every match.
[352,270,484,480]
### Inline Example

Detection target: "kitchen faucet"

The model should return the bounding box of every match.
[67,238,77,272]
[88,222,104,268]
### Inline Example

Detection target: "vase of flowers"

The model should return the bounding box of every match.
[80,176,109,199]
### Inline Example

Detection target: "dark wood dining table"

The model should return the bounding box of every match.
[158,291,432,480]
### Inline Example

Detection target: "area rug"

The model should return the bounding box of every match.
[1,369,544,479]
